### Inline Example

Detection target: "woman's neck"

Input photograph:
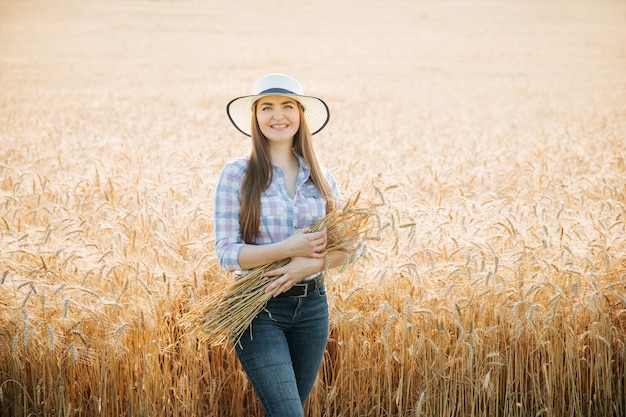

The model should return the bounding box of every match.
[269,145,299,198]
[269,144,298,171]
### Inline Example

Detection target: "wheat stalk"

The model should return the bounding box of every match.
[180,189,380,346]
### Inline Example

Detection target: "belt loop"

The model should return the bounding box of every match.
[315,272,324,290]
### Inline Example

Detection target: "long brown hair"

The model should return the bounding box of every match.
[240,101,338,244]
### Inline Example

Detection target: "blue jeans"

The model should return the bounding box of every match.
[234,284,329,417]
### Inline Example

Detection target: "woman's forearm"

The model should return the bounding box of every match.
[238,241,346,273]
[237,240,290,270]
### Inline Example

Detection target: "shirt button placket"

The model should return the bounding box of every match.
[293,201,299,231]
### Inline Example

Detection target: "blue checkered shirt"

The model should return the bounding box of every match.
[214,153,342,272]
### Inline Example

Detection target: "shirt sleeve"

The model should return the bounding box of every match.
[214,160,246,271]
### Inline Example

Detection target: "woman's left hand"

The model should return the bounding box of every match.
[263,256,325,297]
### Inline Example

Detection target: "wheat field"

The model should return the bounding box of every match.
[1,0,625,416]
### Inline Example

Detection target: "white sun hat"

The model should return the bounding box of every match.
[226,73,330,137]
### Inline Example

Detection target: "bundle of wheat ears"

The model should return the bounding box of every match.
[180,189,382,347]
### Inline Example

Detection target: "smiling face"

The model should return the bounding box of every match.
[255,95,301,145]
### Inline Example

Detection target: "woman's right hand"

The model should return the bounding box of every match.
[283,227,327,259]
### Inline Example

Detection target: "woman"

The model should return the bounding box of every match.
[214,73,345,416]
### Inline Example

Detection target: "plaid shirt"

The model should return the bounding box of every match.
[214,153,342,272]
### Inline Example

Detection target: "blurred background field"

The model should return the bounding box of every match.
[1,0,625,416]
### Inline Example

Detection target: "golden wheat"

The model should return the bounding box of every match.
[1,1,625,416]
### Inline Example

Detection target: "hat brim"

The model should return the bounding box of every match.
[227,93,330,137]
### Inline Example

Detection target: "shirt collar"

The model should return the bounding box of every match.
[294,153,313,188]
[294,153,310,173]
[269,152,312,185]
